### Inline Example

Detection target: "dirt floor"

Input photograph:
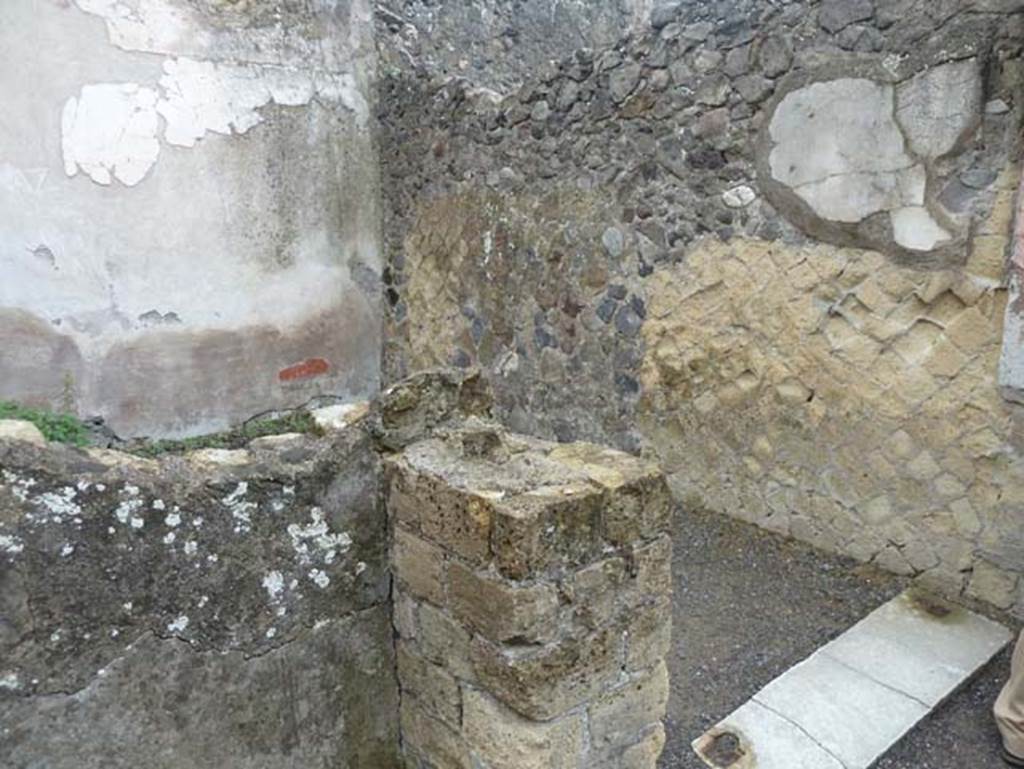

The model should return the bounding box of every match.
[662,507,1016,769]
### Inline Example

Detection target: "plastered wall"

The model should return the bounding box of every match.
[0,0,382,438]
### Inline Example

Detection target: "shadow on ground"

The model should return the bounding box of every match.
[662,507,1014,769]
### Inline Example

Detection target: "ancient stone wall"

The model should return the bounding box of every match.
[386,418,672,769]
[377,0,1024,613]
[1,0,381,438]
[0,412,400,767]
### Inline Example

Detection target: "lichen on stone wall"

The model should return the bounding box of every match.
[0,408,399,765]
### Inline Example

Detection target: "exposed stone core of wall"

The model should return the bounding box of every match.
[0,416,400,767]
[386,420,672,769]
[377,0,1024,613]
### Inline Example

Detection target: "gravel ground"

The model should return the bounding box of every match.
[660,507,1016,768]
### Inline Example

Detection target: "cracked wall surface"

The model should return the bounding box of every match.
[377,0,1024,613]
[0,414,400,767]
[0,0,381,438]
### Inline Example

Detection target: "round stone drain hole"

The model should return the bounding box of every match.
[705,731,745,767]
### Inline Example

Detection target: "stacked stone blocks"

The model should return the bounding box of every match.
[386,420,673,769]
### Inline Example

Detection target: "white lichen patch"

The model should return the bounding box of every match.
[163,532,176,545]
[266,627,277,639]
[152,499,165,511]
[262,571,285,601]
[165,511,182,527]
[60,543,75,557]
[0,672,21,691]
[309,569,330,589]
[33,487,82,522]
[115,497,143,525]
[183,540,198,556]
[167,615,189,634]
[130,516,145,529]
[287,507,351,566]
[0,534,25,556]
[2,470,36,502]
[222,482,257,533]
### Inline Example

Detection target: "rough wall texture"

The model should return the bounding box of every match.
[1,0,381,438]
[0,419,400,767]
[387,419,672,769]
[377,0,1024,612]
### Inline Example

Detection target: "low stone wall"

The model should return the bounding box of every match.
[0,413,400,767]
[386,419,673,769]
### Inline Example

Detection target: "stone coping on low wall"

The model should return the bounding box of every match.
[0,402,402,767]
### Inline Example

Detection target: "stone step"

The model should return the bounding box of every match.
[692,590,1012,769]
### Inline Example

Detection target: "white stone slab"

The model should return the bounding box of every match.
[822,592,1011,708]
[754,651,929,768]
[694,699,845,769]
[693,590,1011,769]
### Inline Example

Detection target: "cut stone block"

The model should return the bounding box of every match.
[396,642,462,728]
[471,627,623,721]
[463,688,585,769]
[589,662,670,756]
[392,527,446,606]
[448,560,560,644]
[693,590,1011,769]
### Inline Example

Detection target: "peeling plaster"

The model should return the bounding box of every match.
[61,83,161,186]
[62,59,368,187]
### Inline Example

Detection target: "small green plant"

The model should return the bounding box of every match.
[129,410,320,457]
[0,401,91,446]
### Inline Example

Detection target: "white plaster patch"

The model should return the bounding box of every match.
[890,206,953,252]
[158,58,315,147]
[769,78,923,224]
[896,59,982,160]
[62,83,161,186]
